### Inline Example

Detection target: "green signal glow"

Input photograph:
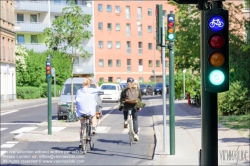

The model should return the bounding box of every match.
[209,70,225,85]
[168,34,174,40]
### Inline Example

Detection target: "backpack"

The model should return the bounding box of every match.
[124,87,139,104]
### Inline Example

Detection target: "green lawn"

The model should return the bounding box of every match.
[218,114,250,138]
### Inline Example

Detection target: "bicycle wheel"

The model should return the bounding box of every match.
[128,117,133,146]
[89,125,95,150]
[82,124,88,154]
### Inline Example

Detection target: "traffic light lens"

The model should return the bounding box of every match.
[209,52,225,67]
[168,34,174,40]
[168,22,174,27]
[46,66,51,70]
[209,34,225,49]
[168,28,174,33]
[208,15,225,32]
[168,16,174,22]
[209,70,225,85]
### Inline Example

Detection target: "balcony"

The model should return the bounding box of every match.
[138,31,142,37]
[127,48,131,54]
[127,65,131,72]
[14,1,48,12]
[138,14,142,20]
[73,65,94,74]
[18,43,93,54]
[126,14,130,19]
[50,2,92,14]
[15,22,48,33]
[138,48,142,54]
[126,31,130,37]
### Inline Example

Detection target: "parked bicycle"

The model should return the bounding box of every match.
[80,115,95,154]
[127,108,134,146]
[191,89,201,108]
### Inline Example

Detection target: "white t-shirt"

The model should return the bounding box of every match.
[75,87,100,117]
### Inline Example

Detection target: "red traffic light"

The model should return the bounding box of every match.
[168,22,174,28]
[46,66,51,70]
[209,34,225,49]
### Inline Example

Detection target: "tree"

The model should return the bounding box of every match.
[43,0,93,111]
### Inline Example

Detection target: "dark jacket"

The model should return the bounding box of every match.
[119,87,145,111]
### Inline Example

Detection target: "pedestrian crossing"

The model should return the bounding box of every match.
[1,126,141,135]
[1,141,19,157]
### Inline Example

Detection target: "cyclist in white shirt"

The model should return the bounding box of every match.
[75,77,100,148]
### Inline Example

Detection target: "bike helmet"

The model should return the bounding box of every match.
[127,77,134,83]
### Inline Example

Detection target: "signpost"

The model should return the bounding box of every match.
[46,56,52,135]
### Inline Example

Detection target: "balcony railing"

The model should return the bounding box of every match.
[18,43,93,54]
[15,22,48,32]
[127,48,131,54]
[73,65,94,74]
[138,14,142,20]
[14,1,48,12]
[14,1,92,15]
[126,14,130,19]
[126,31,130,37]
[138,31,142,37]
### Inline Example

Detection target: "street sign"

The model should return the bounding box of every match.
[51,68,55,77]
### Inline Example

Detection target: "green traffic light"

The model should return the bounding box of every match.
[168,34,174,40]
[209,70,225,85]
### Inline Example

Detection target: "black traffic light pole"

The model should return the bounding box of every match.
[46,55,52,135]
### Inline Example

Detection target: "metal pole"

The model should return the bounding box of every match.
[169,10,175,155]
[161,16,167,153]
[47,56,52,135]
[154,74,156,84]
[54,71,56,97]
[183,69,186,99]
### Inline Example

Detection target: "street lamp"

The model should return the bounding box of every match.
[183,68,186,99]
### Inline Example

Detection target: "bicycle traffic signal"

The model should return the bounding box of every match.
[46,60,51,79]
[167,13,175,42]
[156,4,162,46]
[204,8,229,93]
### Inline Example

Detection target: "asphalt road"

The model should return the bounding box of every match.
[1,96,158,165]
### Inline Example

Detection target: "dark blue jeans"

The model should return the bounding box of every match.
[123,108,139,134]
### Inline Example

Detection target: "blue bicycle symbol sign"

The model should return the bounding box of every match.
[209,19,224,28]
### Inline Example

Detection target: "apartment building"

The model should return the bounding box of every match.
[14,0,94,77]
[0,0,16,102]
[94,1,175,83]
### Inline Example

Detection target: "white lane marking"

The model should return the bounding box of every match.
[1,144,16,148]
[101,106,112,111]
[6,141,18,144]
[1,151,7,156]
[1,110,19,115]
[96,127,111,133]
[1,123,39,125]
[10,127,37,134]
[43,127,66,132]
[1,128,7,131]
[122,127,140,134]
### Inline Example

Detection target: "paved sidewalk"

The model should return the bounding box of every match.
[151,99,250,165]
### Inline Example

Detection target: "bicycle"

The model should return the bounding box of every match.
[127,108,134,146]
[80,115,95,154]
[191,94,200,108]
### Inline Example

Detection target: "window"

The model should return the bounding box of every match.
[30,14,37,22]
[148,9,152,16]
[98,4,103,12]
[31,35,38,43]
[126,6,130,19]
[2,37,5,60]
[107,5,112,12]
[116,41,121,49]
[99,78,104,82]
[73,57,79,66]
[138,24,142,37]
[98,41,103,48]
[126,24,130,36]
[115,6,120,13]
[108,41,112,49]
[17,14,24,22]
[165,60,168,67]
[148,43,152,50]
[138,42,142,54]
[156,60,160,67]
[126,41,131,54]
[99,59,104,67]
[98,22,103,30]
[54,0,61,3]
[149,60,152,67]
[148,26,152,33]
[55,16,59,19]
[107,23,112,30]
[163,10,167,17]
[17,35,24,43]
[116,77,121,82]
[139,77,144,82]
[139,59,143,65]
[108,77,113,82]
[137,7,142,20]
[108,59,112,67]
[127,59,131,72]
[116,23,120,31]
[116,60,121,67]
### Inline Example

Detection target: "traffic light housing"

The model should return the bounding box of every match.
[204,8,229,93]
[156,4,162,46]
[46,60,51,79]
[167,13,175,42]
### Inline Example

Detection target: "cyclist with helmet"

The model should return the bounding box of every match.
[119,77,142,141]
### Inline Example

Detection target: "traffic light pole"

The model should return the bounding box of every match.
[161,16,167,153]
[47,55,52,135]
